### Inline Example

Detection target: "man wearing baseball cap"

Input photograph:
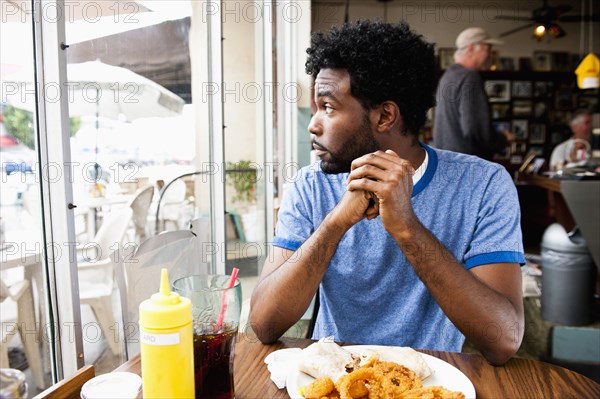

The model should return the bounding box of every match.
[434,27,514,160]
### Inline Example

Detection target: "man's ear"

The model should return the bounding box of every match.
[373,101,402,133]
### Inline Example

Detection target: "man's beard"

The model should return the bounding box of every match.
[319,115,380,174]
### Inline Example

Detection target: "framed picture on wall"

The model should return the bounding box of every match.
[511,142,527,154]
[553,52,571,71]
[555,90,576,110]
[512,100,532,117]
[529,124,546,144]
[493,121,511,135]
[533,51,552,71]
[491,103,510,119]
[499,57,515,71]
[510,155,524,164]
[438,48,455,70]
[551,110,571,125]
[512,81,532,98]
[512,119,529,140]
[578,96,598,111]
[534,81,554,97]
[485,80,510,102]
[533,101,548,119]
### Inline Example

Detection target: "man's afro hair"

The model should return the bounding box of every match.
[306,20,437,136]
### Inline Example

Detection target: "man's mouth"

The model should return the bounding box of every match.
[312,142,327,152]
[312,143,328,158]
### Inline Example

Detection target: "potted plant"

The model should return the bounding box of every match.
[226,160,257,208]
[226,160,261,242]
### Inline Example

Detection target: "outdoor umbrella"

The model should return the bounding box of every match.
[2,60,185,168]
[64,60,185,120]
[3,60,184,117]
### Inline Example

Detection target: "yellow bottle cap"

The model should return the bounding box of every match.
[139,269,192,329]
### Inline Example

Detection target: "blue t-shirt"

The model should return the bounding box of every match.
[273,144,525,351]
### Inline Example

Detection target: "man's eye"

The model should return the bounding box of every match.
[324,104,333,114]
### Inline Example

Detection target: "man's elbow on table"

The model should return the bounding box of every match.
[249,301,286,344]
[481,331,523,366]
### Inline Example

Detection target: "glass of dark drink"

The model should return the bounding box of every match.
[173,274,242,399]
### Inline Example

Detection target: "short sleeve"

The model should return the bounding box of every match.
[272,179,314,251]
[464,167,526,268]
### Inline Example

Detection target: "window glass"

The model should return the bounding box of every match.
[1,4,52,393]
[3,1,278,384]
[221,1,269,331]
[63,1,195,372]
[62,0,273,372]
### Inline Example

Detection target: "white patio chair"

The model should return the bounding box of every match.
[114,230,200,359]
[77,206,133,356]
[127,185,154,243]
[0,277,45,389]
[156,179,186,232]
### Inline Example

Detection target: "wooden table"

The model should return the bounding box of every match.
[516,173,600,267]
[115,333,600,398]
[516,172,562,193]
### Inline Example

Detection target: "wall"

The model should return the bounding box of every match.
[297,0,315,167]
[311,0,600,58]
[223,9,260,163]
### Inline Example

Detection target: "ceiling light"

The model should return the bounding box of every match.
[533,23,566,40]
[547,23,566,38]
[533,24,546,39]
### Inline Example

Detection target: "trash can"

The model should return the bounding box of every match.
[541,223,596,325]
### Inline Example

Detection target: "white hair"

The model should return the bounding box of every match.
[453,47,466,62]
[453,43,483,62]
[570,111,590,128]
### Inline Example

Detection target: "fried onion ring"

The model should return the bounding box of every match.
[348,380,369,398]
[373,361,422,397]
[338,368,384,399]
[299,358,464,399]
[300,377,335,399]
[398,386,465,399]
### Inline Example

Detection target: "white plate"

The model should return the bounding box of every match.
[286,345,476,399]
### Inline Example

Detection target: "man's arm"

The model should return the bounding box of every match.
[249,189,372,344]
[348,150,524,365]
[393,221,524,365]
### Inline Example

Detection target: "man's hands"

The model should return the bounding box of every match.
[329,188,373,230]
[328,148,421,240]
[346,150,417,236]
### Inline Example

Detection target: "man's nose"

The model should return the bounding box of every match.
[308,113,321,136]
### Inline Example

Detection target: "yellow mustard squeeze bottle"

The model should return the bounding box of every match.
[139,269,194,398]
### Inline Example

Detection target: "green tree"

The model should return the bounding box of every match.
[2,105,81,150]
[3,105,34,149]
[69,116,81,137]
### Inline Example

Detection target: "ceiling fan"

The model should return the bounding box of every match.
[497,0,599,39]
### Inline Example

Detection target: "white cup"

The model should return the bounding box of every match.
[80,372,142,399]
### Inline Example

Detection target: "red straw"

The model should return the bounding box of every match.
[216,267,239,330]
